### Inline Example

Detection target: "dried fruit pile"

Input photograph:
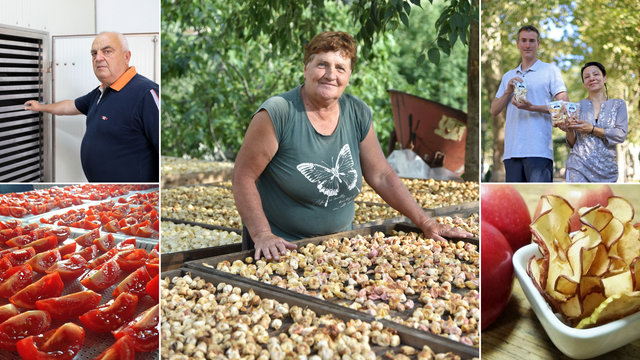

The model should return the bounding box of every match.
[435,215,479,238]
[161,187,242,229]
[161,221,242,253]
[162,274,476,359]
[528,195,640,328]
[161,157,234,176]
[207,231,479,346]
[354,204,402,225]
[356,179,479,209]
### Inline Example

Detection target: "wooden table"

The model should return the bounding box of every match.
[481,277,640,359]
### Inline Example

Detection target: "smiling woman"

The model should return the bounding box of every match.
[232,31,472,261]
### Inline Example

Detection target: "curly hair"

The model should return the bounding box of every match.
[303,31,357,71]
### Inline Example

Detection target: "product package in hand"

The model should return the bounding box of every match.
[566,102,580,125]
[548,101,565,127]
[514,81,528,102]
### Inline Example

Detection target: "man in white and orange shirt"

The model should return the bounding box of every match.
[25,31,159,182]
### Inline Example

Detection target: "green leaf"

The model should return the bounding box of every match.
[438,21,450,37]
[449,28,458,47]
[390,0,398,7]
[437,37,451,56]
[427,48,440,65]
[410,0,422,8]
[384,7,396,23]
[460,28,467,45]
[371,1,381,27]
[416,53,426,66]
[403,2,411,16]
[400,11,409,27]
[451,13,462,31]
[276,15,287,29]
[366,19,376,35]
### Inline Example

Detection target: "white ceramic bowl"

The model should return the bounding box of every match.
[513,243,640,359]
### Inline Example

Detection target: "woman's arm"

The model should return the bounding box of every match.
[359,124,471,241]
[601,100,628,146]
[233,110,296,260]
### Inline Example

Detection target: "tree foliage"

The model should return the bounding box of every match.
[481,0,640,181]
[162,0,470,163]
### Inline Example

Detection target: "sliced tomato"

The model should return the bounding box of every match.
[36,290,102,319]
[0,228,23,243]
[112,304,159,352]
[80,259,120,292]
[153,242,160,252]
[135,226,154,238]
[94,233,115,253]
[52,242,76,257]
[0,220,22,230]
[64,245,98,262]
[8,206,28,218]
[112,266,151,298]
[87,249,118,270]
[79,293,138,333]
[0,304,19,324]
[0,310,51,351]
[75,228,100,247]
[145,257,159,279]
[22,234,58,253]
[0,258,12,276]
[16,322,85,360]
[30,203,47,216]
[0,264,33,298]
[152,219,159,232]
[71,198,83,206]
[26,250,61,273]
[95,334,135,360]
[115,238,136,251]
[55,199,72,209]
[22,223,39,233]
[46,254,88,282]
[103,220,120,233]
[120,224,138,236]
[10,272,64,309]
[3,247,36,267]
[114,249,148,272]
[6,235,35,247]
[83,220,101,230]
[45,227,71,243]
[145,275,159,303]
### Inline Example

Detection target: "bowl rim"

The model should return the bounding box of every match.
[512,243,640,339]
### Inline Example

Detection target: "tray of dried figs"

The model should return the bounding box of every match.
[160,219,242,271]
[162,268,479,360]
[183,223,479,357]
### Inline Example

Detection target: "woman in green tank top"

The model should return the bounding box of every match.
[233,31,472,261]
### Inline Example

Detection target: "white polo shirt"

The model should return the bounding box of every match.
[496,59,567,160]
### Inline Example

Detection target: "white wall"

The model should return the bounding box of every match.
[96,0,160,34]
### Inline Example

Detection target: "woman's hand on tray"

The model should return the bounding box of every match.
[419,219,473,241]
[253,232,297,261]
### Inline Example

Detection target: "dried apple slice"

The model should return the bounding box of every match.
[632,257,640,291]
[602,270,633,298]
[606,197,634,224]
[600,218,625,250]
[576,291,640,329]
[587,244,611,277]
[615,224,640,266]
[579,206,613,232]
[560,295,582,319]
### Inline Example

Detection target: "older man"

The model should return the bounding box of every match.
[25,31,159,182]
[491,25,568,182]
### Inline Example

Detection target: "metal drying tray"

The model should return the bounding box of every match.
[163,267,478,359]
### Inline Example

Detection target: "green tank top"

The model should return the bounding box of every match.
[254,85,372,240]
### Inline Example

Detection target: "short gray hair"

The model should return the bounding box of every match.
[99,31,129,52]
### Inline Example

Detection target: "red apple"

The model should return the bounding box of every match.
[481,184,532,252]
[481,221,515,331]
[532,185,614,232]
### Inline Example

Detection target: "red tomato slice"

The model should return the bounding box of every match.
[0,228,23,243]
[22,223,39,233]
[10,272,64,309]
[64,245,98,262]
[75,228,100,247]
[103,220,120,233]
[145,257,159,279]
[112,304,159,352]
[0,206,9,217]
[26,250,61,273]
[29,204,47,216]
[153,242,160,253]
[36,290,102,319]
[6,235,34,247]
[114,249,149,273]
[45,227,71,243]
[95,334,135,360]
[99,214,112,225]
[22,234,58,253]
[87,248,118,270]
[0,304,19,324]
[3,247,36,267]
[115,238,136,251]
[8,206,27,218]
[52,242,76,258]
[71,198,83,206]
[55,199,72,209]
[0,220,22,230]
[113,266,151,298]
[80,259,120,292]
[79,293,138,333]
[83,220,101,230]
[152,219,159,232]
[94,234,115,253]
[46,254,88,282]
[145,275,159,303]
[117,197,128,204]
[0,310,51,351]
[135,226,154,238]
[16,322,85,360]
[0,264,34,298]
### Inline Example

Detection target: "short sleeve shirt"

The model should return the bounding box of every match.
[254,85,372,240]
[496,60,567,160]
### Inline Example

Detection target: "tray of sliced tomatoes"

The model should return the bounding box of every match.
[0,219,159,359]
